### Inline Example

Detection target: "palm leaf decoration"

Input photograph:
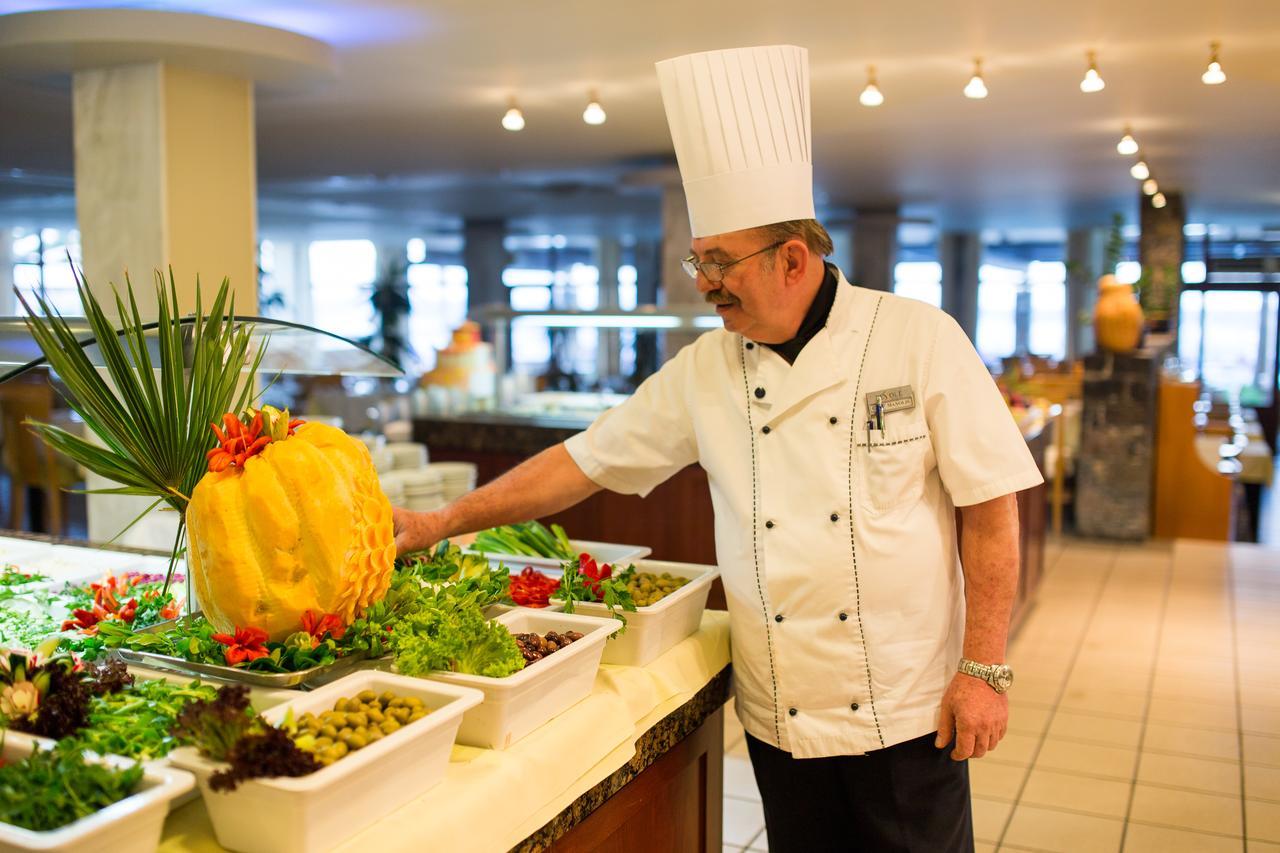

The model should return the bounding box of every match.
[16,266,265,592]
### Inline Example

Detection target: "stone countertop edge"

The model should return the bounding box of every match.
[511,664,733,853]
[0,529,172,557]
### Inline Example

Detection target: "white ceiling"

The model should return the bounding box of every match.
[1,0,1279,234]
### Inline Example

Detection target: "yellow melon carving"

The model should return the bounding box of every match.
[186,410,395,641]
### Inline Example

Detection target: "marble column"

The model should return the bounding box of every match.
[1139,190,1186,334]
[596,236,622,382]
[849,209,898,292]
[939,231,981,340]
[462,219,509,313]
[1066,227,1106,360]
[73,62,258,317]
[0,233,13,315]
[660,183,698,362]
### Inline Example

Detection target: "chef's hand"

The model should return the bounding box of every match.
[392,507,447,556]
[934,673,1008,760]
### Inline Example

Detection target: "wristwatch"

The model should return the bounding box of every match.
[958,659,1014,694]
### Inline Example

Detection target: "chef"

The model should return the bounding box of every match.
[394,44,1043,852]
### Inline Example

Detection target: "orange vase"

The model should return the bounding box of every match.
[1094,274,1145,353]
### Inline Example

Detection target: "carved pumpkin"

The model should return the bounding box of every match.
[186,409,395,640]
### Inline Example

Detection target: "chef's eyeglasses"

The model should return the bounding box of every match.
[681,241,785,282]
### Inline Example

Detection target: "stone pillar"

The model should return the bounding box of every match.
[462,219,509,314]
[596,236,622,381]
[849,209,898,292]
[0,233,13,316]
[1139,190,1185,334]
[1076,352,1160,540]
[1066,227,1106,360]
[633,239,660,306]
[939,232,981,340]
[73,62,258,317]
[659,183,698,361]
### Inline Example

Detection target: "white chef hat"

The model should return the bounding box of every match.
[656,45,814,238]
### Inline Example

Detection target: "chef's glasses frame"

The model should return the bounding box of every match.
[681,241,784,282]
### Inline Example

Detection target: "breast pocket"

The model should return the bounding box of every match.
[859,421,934,515]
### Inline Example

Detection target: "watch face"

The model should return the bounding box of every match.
[993,665,1014,692]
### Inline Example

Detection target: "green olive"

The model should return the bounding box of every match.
[320,724,338,739]
[366,707,385,724]
[346,732,368,749]
[367,726,384,742]
[380,718,400,735]
[408,709,427,723]
[313,736,333,749]
[356,689,377,703]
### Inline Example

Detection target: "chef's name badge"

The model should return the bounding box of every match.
[866,385,916,417]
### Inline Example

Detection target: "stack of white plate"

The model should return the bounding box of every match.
[386,442,429,470]
[401,468,446,512]
[379,475,406,507]
[427,461,478,502]
[357,434,386,454]
[369,447,396,474]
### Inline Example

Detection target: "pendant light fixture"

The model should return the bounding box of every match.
[964,57,988,99]
[1080,51,1105,93]
[1130,160,1150,180]
[1202,41,1226,85]
[859,65,884,107]
[501,97,525,131]
[1152,192,1168,209]
[1116,126,1139,155]
[1142,178,1159,196]
[582,90,607,125]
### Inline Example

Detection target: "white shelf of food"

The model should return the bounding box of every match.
[422,608,616,750]
[0,737,194,853]
[168,671,482,853]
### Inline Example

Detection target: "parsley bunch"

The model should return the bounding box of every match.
[0,741,144,832]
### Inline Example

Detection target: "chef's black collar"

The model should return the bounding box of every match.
[763,262,841,365]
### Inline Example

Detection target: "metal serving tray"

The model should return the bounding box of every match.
[113,615,371,689]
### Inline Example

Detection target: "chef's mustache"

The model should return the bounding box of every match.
[704,288,738,306]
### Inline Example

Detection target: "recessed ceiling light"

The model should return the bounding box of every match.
[1202,41,1226,85]
[1117,126,1139,155]
[1080,51,1105,93]
[582,90,606,125]
[964,57,988,99]
[859,65,884,107]
[502,98,525,132]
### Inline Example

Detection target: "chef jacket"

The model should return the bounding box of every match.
[565,269,1044,758]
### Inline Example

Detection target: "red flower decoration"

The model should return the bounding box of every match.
[212,626,271,666]
[300,610,345,647]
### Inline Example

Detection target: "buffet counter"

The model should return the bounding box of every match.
[160,612,731,852]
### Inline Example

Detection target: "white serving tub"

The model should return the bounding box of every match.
[467,539,651,573]
[0,737,193,853]
[573,559,719,667]
[168,671,482,853]
[423,609,616,750]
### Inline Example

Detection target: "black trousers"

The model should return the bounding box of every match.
[746,732,974,853]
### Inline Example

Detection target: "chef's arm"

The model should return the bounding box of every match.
[392,443,602,553]
[957,492,1021,662]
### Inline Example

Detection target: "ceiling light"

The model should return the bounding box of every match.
[1143,178,1159,196]
[1130,160,1150,180]
[1202,41,1226,85]
[501,98,525,132]
[859,65,884,107]
[582,90,606,125]
[1117,126,1139,155]
[1152,192,1168,209]
[1080,51,1106,93]
[964,58,988,99]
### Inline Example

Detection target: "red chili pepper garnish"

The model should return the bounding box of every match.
[509,567,559,608]
[300,610,346,646]
[578,554,612,596]
[212,626,270,666]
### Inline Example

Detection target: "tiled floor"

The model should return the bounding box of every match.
[721,536,1280,852]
